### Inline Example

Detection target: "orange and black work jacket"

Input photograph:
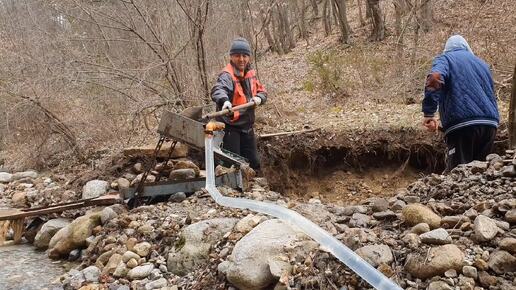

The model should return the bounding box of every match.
[211,62,267,131]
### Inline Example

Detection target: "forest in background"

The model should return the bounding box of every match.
[0,0,514,169]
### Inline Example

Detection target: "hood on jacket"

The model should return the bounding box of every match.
[444,35,473,54]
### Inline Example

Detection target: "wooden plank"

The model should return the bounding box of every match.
[0,194,121,221]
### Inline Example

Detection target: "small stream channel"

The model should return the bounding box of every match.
[0,243,70,290]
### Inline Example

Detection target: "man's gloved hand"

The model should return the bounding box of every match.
[222,101,232,111]
[252,96,262,106]
[423,116,438,132]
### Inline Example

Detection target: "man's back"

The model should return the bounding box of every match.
[430,49,499,133]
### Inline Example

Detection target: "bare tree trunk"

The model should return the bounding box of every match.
[278,1,295,51]
[295,0,309,40]
[365,0,372,19]
[310,0,319,16]
[420,0,432,32]
[239,0,254,47]
[411,1,420,65]
[272,7,285,54]
[261,7,277,53]
[323,0,332,36]
[394,0,407,73]
[368,0,385,41]
[357,0,365,26]
[332,0,351,44]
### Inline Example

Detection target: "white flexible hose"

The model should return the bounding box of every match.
[204,135,402,290]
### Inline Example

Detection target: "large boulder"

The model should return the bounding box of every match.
[404,244,464,279]
[48,213,102,259]
[402,204,441,229]
[34,218,71,249]
[220,219,317,290]
[82,180,109,199]
[167,218,238,275]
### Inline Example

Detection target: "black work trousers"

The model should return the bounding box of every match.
[444,125,496,172]
[223,127,260,170]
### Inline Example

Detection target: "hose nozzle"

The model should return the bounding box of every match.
[205,121,225,135]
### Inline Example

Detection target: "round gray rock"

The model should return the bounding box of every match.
[82,180,109,199]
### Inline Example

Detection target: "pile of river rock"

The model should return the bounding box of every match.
[1,150,515,290]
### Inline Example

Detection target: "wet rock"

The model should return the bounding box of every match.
[127,264,154,280]
[404,244,464,279]
[411,223,430,234]
[427,281,454,290]
[82,266,101,283]
[34,218,71,249]
[168,192,187,203]
[419,228,452,245]
[48,213,102,259]
[173,161,200,177]
[354,244,393,267]
[474,215,498,241]
[134,242,152,257]
[505,209,516,223]
[82,180,109,199]
[0,172,13,183]
[144,278,167,290]
[167,218,238,275]
[349,213,371,228]
[499,238,516,254]
[169,169,196,181]
[11,192,27,208]
[488,251,516,274]
[222,219,315,290]
[402,204,441,229]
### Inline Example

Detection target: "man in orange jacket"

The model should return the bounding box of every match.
[211,37,267,170]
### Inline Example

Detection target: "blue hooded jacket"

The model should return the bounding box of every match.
[422,35,499,135]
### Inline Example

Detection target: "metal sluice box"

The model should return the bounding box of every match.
[120,108,250,200]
